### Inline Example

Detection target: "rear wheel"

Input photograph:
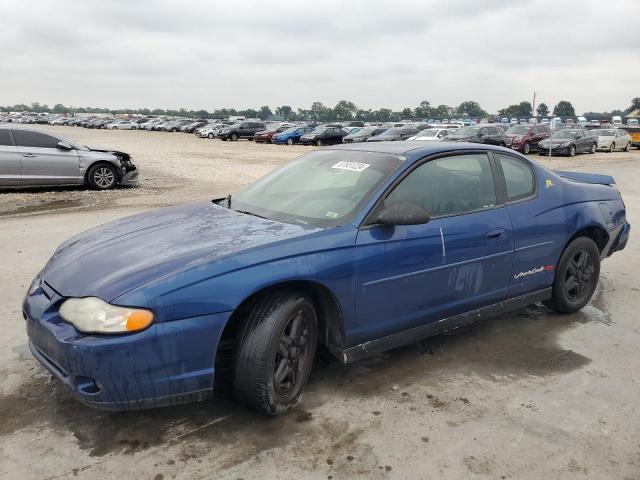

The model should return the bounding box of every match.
[589,143,596,154]
[544,236,600,314]
[625,142,631,152]
[208,133,214,139]
[316,139,323,147]
[233,293,318,415]
[87,163,118,190]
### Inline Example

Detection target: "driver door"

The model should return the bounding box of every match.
[353,152,513,343]
[12,130,80,185]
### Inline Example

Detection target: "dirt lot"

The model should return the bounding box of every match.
[1,127,639,480]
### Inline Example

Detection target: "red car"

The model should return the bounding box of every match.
[505,124,550,154]
[253,124,293,143]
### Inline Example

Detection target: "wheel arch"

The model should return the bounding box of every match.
[84,160,121,185]
[214,279,345,375]
[566,224,610,255]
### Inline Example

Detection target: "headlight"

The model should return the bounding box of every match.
[59,297,154,334]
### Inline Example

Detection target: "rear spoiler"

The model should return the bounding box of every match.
[555,171,615,186]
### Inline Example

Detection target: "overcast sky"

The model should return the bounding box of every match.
[1,0,638,114]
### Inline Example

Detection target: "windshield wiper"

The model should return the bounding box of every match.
[234,209,268,219]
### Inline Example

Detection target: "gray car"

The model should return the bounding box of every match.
[0,127,138,189]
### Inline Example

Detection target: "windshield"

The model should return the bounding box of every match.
[415,129,439,138]
[349,127,374,136]
[551,130,578,139]
[378,127,402,137]
[230,150,404,227]
[592,129,614,136]
[311,127,328,134]
[506,126,530,134]
[454,126,481,136]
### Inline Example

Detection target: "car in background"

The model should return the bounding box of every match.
[219,121,266,141]
[510,118,518,125]
[23,142,630,415]
[590,120,601,127]
[253,123,293,143]
[538,128,597,157]
[407,128,453,141]
[272,125,316,145]
[200,123,233,139]
[366,126,419,142]
[181,120,209,133]
[300,126,347,146]
[612,116,622,126]
[444,125,507,146]
[627,119,638,126]
[577,116,588,126]
[108,120,136,130]
[592,128,632,152]
[163,119,193,132]
[0,127,138,189]
[505,124,550,154]
[342,127,386,143]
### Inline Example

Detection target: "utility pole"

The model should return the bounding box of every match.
[532,91,536,119]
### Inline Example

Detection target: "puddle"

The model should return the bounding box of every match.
[0,198,89,216]
[0,293,610,463]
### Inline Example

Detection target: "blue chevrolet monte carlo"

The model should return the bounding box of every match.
[24,142,630,414]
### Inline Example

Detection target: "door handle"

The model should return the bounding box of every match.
[487,228,507,240]
[21,153,36,157]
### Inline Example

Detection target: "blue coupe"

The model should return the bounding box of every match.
[24,142,630,414]
[271,125,315,145]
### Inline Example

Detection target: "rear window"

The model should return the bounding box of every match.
[13,130,60,149]
[496,154,535,201]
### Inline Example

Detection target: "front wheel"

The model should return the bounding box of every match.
[287,138,294,145]
[233,293,318,415]
[544,236,600,314]
[568,145,576,157]
[625,142,631,152]
[522,142,531,154]
[208,133,214,139]
[609,143,615,153]
[589,143,596,154]
[87,163,118,190]
[231,133,238,141]
[316,139,323,147]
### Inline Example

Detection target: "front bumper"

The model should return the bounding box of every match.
[538,145,569,155]
[24,282,231,410]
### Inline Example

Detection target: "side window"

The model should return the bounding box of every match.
[0,129,13,146]
[488,127,498,135]
[496,154,535,201]
[479,128,487,136]
[13,130,60,149]
[384,154,496,218]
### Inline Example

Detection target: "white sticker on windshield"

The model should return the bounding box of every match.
[332,161,370,172]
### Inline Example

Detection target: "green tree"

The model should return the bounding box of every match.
[332,100,357,121]
[310,102,331,122]
[52,103,67,114]
[413,100,432,120]
[628,97,640,113]
[373,108,392,122]
[275,105,293,120]
[432,105,450,119]
[401,107,414,119]
[455,101,486,118]
[259,105,273,120]
[536,102,549,118]
[498,101,532,119]
[553,100,575,118]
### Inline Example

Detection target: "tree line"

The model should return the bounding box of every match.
[3,98,639,121]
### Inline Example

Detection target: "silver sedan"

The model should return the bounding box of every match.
[0,127,138,189]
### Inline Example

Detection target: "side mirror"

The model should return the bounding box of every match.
[56,141,74,150]
[376,202,430,226]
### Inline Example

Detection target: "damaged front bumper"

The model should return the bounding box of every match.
[23,281,230,410]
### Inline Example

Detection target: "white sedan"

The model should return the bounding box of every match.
[108,121,137,130]
[407,128,454,141]
[592,128,632,152]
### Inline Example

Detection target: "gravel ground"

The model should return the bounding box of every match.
[1,128,639,480]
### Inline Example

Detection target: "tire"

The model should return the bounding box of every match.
[316,139,322,147]
[543,236,600,314]
[522,142,531,154]
[208,133,214,139]
[589,143,596,154]
[231,133,238,141]
[499,142,506,147]
[87,163,118,190]
[172,128,178,132]
[287,138,294,145]
[609,143,615,153]
[568,145,576,157]
[625,142,631,152]
[233,293,318,415]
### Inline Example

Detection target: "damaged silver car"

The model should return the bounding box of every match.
[0,127,138,189]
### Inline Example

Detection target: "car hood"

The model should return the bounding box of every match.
[42,202,319,300]
[446,135,475,141]
[541,138,575,145]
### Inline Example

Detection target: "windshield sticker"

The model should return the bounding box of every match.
[325,211,339,219]
[332,161,370,172]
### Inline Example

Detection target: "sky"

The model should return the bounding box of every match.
[1,0,638,114]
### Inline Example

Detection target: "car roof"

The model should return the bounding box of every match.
[325,141,513,161]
